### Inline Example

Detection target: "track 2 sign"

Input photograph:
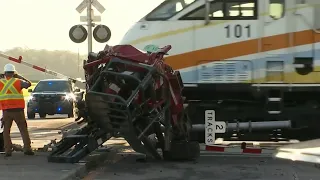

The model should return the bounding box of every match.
[93,25,111,43]
[69,25,88,43]
[205,110,226,145]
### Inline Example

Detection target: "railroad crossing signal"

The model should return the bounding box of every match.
[205,110,227,146]
[76,0,105,14]
[69,25,87,43]
[91,0,105,13]
[93,25,111,43]
[70,0,111,54]
[75,0,87,13]
[77,0,105,23]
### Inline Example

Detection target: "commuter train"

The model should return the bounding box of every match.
[119,0,320,142]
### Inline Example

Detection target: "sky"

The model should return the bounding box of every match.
[0,0,163,54]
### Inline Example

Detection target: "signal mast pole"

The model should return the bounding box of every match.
[72,0,110,55]
[86,0,93,53]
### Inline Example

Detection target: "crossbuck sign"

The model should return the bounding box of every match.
[70,0,111,54]
[205,110,226,145]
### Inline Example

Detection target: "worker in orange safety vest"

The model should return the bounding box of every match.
[0,63,34,157]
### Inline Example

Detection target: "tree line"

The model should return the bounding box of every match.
[0,47,87,81]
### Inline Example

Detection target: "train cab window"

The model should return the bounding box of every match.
[269,0,285,19]
[225,2,255,17]
[146,0,196,21]
[180,0,258,20]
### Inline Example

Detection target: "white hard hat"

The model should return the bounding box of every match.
[4,63,16,72]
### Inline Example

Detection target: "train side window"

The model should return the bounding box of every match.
[179,2,224,20]
[180,0,258,20]
[269,0,285,19]
[210,2,224,18]
[146,0,196,21]
[225,2,256,17]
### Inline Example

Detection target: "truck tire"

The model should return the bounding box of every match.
[164,141,200,161]
[27,113,35,119]
[190,131,205,143]
[39,113,46,118]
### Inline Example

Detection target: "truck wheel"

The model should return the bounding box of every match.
[27,113,35,119]
[39,113,46,118]
[190,131,205,143]
[164,141,200,161]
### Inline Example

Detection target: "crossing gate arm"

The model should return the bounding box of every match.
[0,53,84,84]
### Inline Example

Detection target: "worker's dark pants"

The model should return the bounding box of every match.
[0,132,4,152]
[2,110,32,153]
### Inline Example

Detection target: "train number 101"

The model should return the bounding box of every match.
[225,24,251,38]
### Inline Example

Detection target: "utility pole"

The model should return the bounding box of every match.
[86,0,93,53]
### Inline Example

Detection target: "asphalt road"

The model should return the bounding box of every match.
[83,147,320,180]
[11,114,76,149]
[0,99,78,148]
[2,101,319,180]
[5,114,320,180]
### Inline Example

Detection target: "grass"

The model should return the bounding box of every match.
[22,82,37,97]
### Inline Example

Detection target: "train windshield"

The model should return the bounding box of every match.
[146,0,197,20]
